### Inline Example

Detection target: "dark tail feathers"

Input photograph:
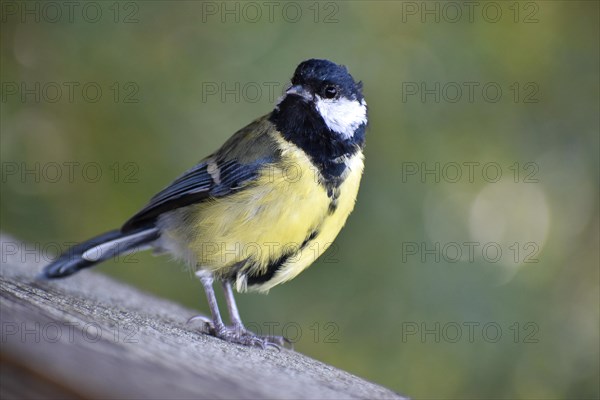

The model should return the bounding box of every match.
[40,227,160,279]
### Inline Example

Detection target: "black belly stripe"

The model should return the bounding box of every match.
[301,230,319,247]
[246,229,319,286]
[245,253,292,286]
[327,187,340,215]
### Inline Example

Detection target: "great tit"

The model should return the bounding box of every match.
[41,59,368,347]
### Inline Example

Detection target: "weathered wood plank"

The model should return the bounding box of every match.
[0,234,406,399]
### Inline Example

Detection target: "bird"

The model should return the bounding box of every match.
[40,59,368,348]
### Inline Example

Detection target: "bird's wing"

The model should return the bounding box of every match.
[122,116,278,232]
[121,158,266,232]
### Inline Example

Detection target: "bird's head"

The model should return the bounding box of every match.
[273,59,367,145]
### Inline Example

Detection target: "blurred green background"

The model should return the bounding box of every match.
[1,1,598,398]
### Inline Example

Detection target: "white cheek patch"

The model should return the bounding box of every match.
[315,96,367,139]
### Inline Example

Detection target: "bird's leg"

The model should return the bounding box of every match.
[190,270,224,334]
[221,280,244,333]
[192,270,272,348]
[221,280,291,348]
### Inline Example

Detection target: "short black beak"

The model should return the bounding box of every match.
[286,85,313,102]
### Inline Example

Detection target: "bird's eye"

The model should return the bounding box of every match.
[323,85,337,99]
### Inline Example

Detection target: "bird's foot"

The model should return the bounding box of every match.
[213,325,282,349]
[187,315,291,349]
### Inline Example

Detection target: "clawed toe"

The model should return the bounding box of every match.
[203,325,289,349]
[261,335,293,349]
[187,314,214,334]
[214,326,265,348]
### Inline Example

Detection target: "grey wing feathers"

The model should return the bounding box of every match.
[121,159,265,232]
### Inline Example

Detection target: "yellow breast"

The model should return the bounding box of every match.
[252,148,364,292]
[170,134,364,293]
